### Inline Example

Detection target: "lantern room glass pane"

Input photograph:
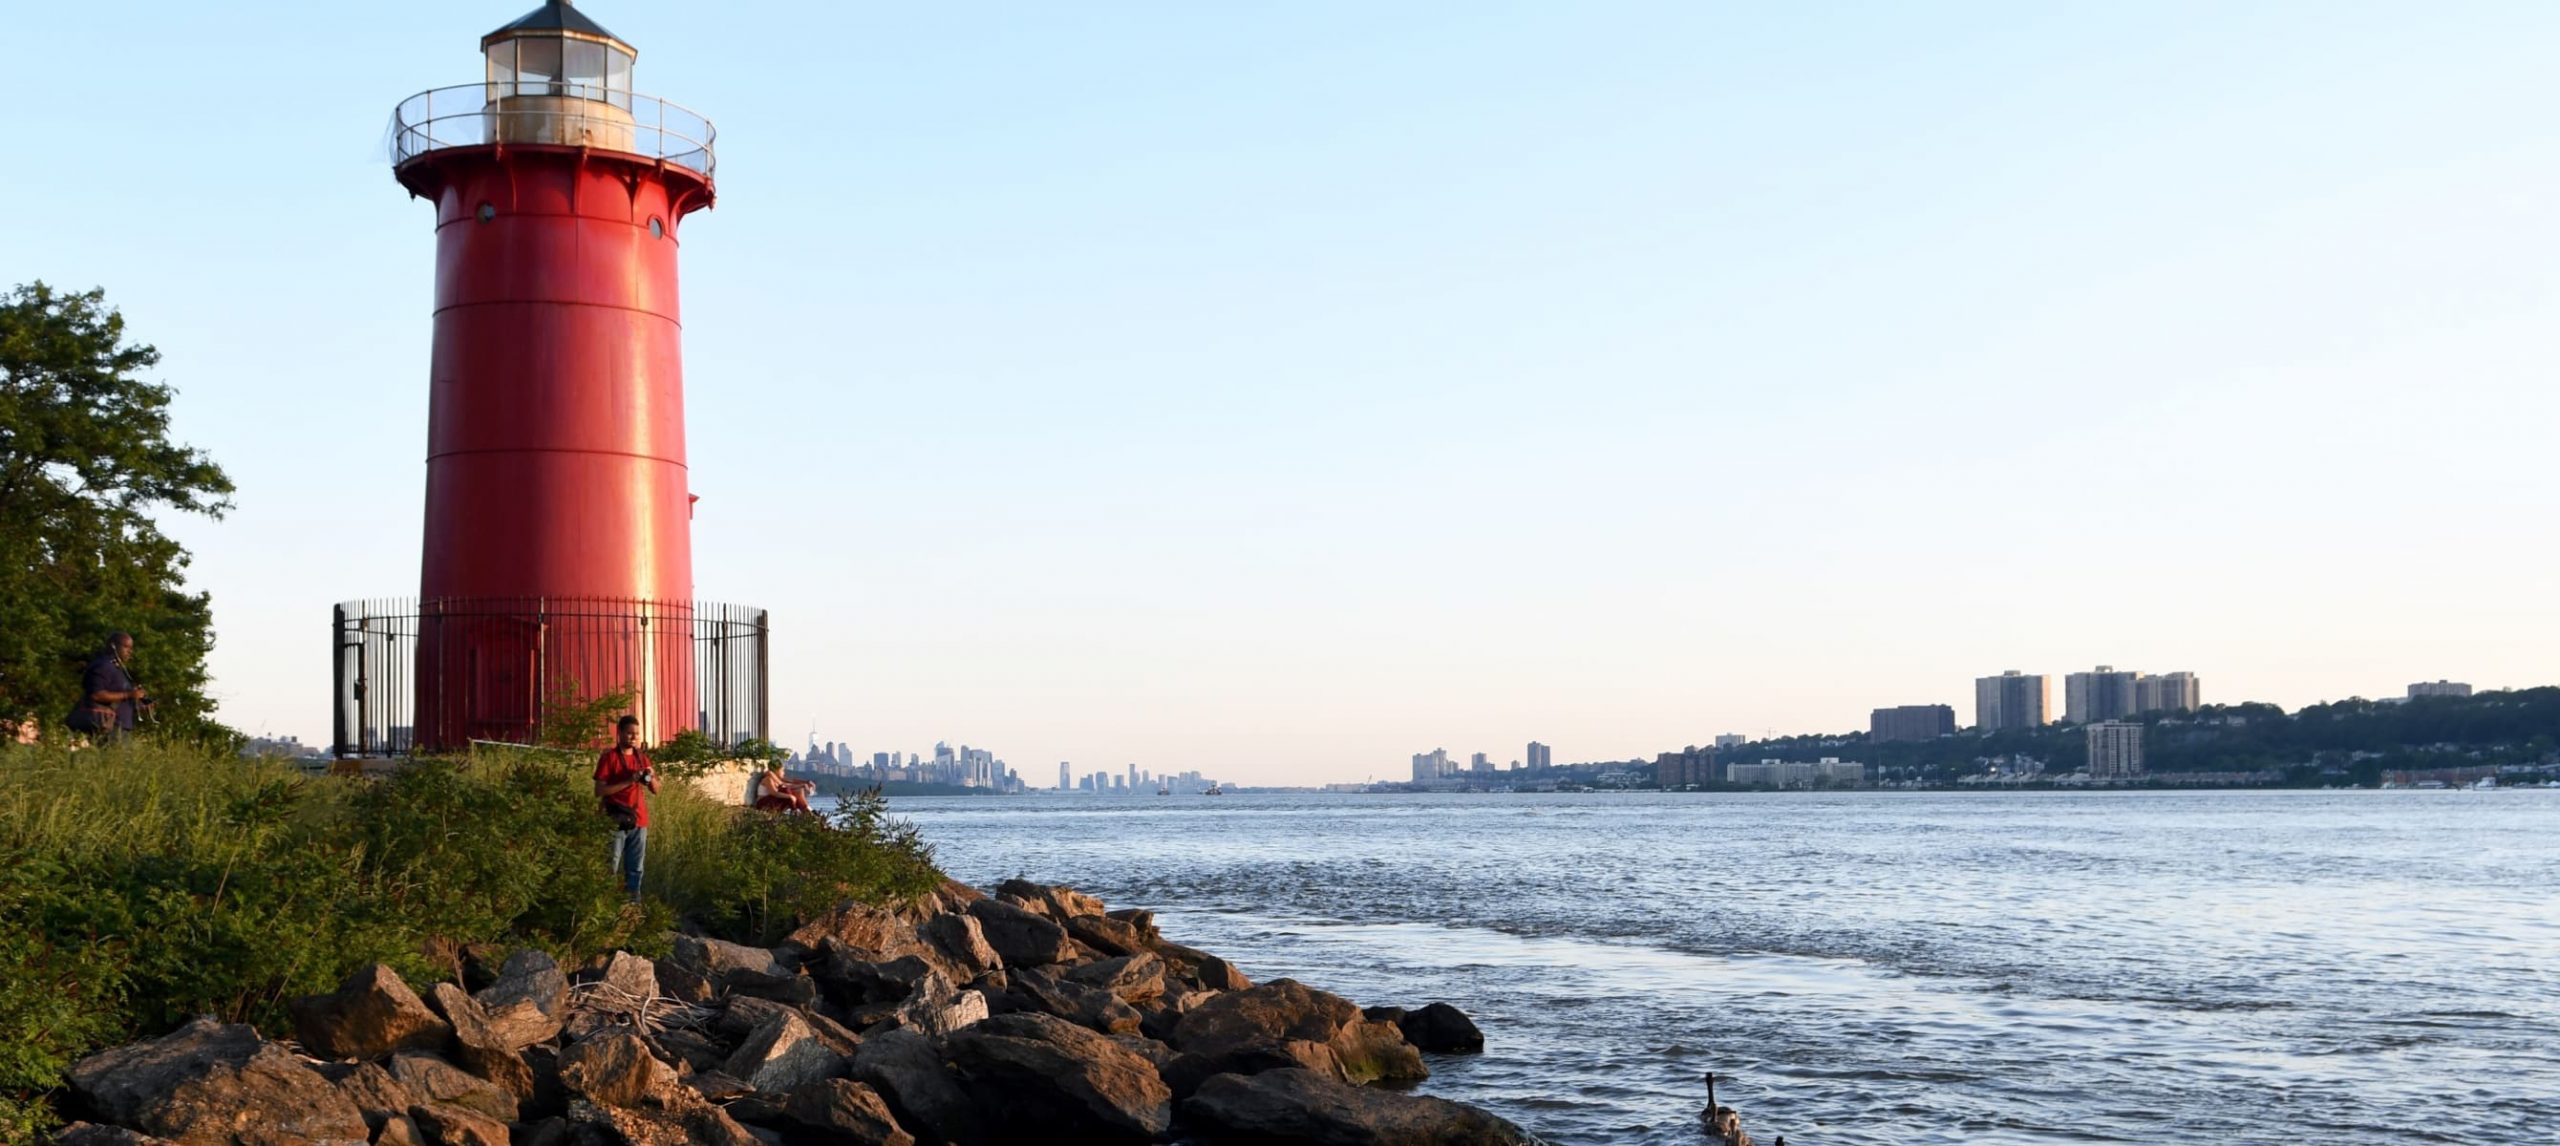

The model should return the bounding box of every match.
[516,37,562,96]
[564,39,606,100]
[484,40,517,99]
[606,47,633,109]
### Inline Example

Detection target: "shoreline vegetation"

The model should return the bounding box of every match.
[0,740,1550,1145]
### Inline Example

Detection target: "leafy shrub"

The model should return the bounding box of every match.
[0,736,943,1133]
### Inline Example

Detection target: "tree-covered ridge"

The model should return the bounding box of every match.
[1703,688,2560,786]
[0,282,234,738]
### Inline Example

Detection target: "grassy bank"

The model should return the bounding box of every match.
[0,739,941,1138]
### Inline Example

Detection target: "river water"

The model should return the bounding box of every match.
[888,790,2558,1144]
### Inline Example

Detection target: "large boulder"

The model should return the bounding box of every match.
[404,1101,509,1146]
[671,935,790,982]
[722,1007,848,1094]
[915,913,1001,980]
[848,1030,987,1146]
[288,964,453,1061]
[1152,941,1252,993]
[995,879,1106,921]
[1066,953,1166,1004]
[1169,980,1424,1090]
[964,898,1076,967]
[946,1012,1171,1143]
[386,1053,517,1124]
[795,903,993,986]
[1002,966,1141,1035]
[780,1079,917,1146]
[1364,1003,1485,1054]
[556,1032,681,1109]
[1180,1068,1535,1146]
[471,949,568,1051]
[1063,915,1150,959]
[423,983,533,1100]
[67,1018,372,1146]
[313,1062,417,1135]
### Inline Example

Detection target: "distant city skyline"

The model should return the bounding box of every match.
[10,2,2553,782]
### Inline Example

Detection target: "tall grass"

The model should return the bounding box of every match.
[0,738,941,1139]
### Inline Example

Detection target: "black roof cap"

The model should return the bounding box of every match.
[483,1,628,49]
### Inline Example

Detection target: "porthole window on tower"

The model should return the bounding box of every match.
[648,216,666,239]
[477,202,496,223]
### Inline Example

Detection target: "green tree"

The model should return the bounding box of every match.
[0,283,234,738]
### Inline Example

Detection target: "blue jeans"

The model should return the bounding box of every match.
[611,827,647,896]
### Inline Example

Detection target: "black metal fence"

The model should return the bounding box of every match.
[333,596,767,757]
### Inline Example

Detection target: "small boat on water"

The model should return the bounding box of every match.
[1202,784,1224,796]
[1158,781,1171,796]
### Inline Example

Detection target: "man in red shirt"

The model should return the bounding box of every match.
[593,715,657,898]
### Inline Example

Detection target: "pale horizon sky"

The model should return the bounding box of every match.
[4,2,2554,783]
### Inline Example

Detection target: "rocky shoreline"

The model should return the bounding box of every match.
[43,878,1540,1146]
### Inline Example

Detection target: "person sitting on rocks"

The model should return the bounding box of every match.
[752,761,816,814]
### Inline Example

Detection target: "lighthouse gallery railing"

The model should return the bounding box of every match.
[387,85,715,177]
[332,596,768,757]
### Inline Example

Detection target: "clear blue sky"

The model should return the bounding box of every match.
[4,2,2554,782]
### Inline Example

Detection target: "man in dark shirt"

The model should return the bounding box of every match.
[75,631,149,740]
[593,715,657,898]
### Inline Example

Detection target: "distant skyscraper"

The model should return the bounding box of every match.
[1975,671,2050,731]
[2064,666,2143,724]
[2407,680,2473,699]
[1469,752,1491,773]
[1713,734,1746,750]
[2136,671,2202,714]
[2086,721,2145,778]
[1058,762,1071,791]
[1526,741,1552,770]
[1870,705,1956,742]
[1409,748,1453,783]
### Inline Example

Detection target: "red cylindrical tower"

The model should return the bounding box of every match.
[388,1,717,749]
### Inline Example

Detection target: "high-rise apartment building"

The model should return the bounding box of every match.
[1410,748,1453,783]
[2408,680,2473,699]
[1058,762,1071,791]
[1656,746,1715,788]
[2086,721,2145,778]
[1713,734,1747,750]
[1526,742,1552,770]
[1870,704,1956,742]
[1470,752,1491,773]
[2136,671,2202,714]
[1724,757,1865,787]
[1975,671,2050,731]
[2064,666,2143,725]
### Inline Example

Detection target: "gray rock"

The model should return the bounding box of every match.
[946,1012,1171,1143]
[1063,914,1150,959]
[1372,1002,1484,1054]
[67,1018,371,1146]
[1180,1067,1535,1145]
[372,1116,426,1146]
[1153,941,1252,993]
[424,982,534,1100]
[723,1007,847,1094]
[387,1052,518,1124]
[915,913,1000,979]
[964,898,1076,967]
[314,1060,417,1133]
[288,963,453,1061]
[780,1078,916,1146]
[1172,979,1424,1087]
[1066,952,1166,1003]
[472,949,568,1051]
[407,1100,510,1146]
[556,1032,680,1109]
[849,1030,987,1146]
[672,935,789,981]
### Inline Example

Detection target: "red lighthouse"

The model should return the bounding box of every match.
[345,1,764,754]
